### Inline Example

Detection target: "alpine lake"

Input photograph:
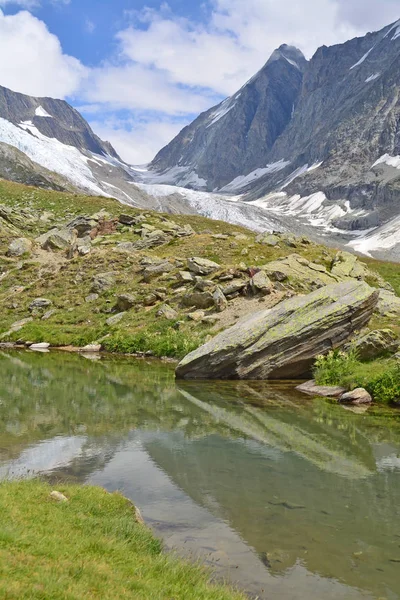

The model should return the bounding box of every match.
[1,349,400,600]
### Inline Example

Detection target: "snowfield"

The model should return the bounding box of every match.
[0,118,105,195]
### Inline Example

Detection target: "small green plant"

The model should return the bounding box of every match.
[314,348,360,386]
[364,364,400,404]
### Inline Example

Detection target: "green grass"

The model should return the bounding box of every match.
[0,479,245,600]
[1,177,399,360]
[314,351,400,404]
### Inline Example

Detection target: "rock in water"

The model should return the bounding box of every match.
[339,388,372,405]
[176,281,379,380]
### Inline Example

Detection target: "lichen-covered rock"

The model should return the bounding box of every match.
[376,290,400,318]
[350,329,399,361]
[7,237,32,257]
[176,281,379,380]
[256,233,280,246]
[187,257,220,275]
[261,254,338,288]
[331,251,367,280]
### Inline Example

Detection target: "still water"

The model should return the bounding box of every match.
[1,350,400,599]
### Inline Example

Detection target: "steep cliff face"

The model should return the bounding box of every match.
[146,20,400,257]
[151,46,307,190]
[0,85,118,158]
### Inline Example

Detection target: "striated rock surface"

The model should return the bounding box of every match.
[176,281,379,380]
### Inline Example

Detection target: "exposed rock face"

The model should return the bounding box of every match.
[176,281,379,380]
[148,21,400,258]
[151,45,307,190]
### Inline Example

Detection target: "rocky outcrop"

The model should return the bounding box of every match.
[176,281,379,380]
[350,329,399,360]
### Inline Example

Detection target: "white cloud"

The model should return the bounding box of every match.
[88,115,187,164]
[112,0,399,98]
[0,0,70,6]
[0,9,85,98]
[0,0,39,6]
[83,63,218,114]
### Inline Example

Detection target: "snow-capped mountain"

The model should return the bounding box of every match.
[148,19,400,259]
[0,84,288,233]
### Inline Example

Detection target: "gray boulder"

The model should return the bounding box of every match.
[142,261,174,282]
[7,238,32,257]
[176,280,379,380]
[296,380,346,398]
[91,272,115,293]
[106,313,125,326]
[156,304,178,319]
[182,291,214,309]
[250,271,273,295]
[213,287,228,312]
[350,329,399,361]
[37,228,77,251]
[29,298,52,311]
[116,294,136,312]
[187,257,220,275]
[339,388,372,405]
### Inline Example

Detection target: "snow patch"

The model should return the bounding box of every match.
[35,105,53,118]
[207,98,236,127]
[348,214,400,256]
[220,160,290,192]
[0,117,105,195]
[131,164,207,189]
[134,182,282,232]
[372,154,400,170]
[365,73,380,82]
[350,46,374,70]
[392,26,400,40]
[283,56,300,70]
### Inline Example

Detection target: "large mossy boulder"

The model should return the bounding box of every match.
[176,281,379,380]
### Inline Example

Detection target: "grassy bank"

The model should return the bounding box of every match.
[0,479,245,600]
[314,351,400,404]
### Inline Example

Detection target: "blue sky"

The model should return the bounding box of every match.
[0,0,398,163]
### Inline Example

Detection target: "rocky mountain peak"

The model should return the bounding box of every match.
[266,45,307,70]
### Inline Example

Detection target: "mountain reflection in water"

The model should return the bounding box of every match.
[1,350,400,600]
